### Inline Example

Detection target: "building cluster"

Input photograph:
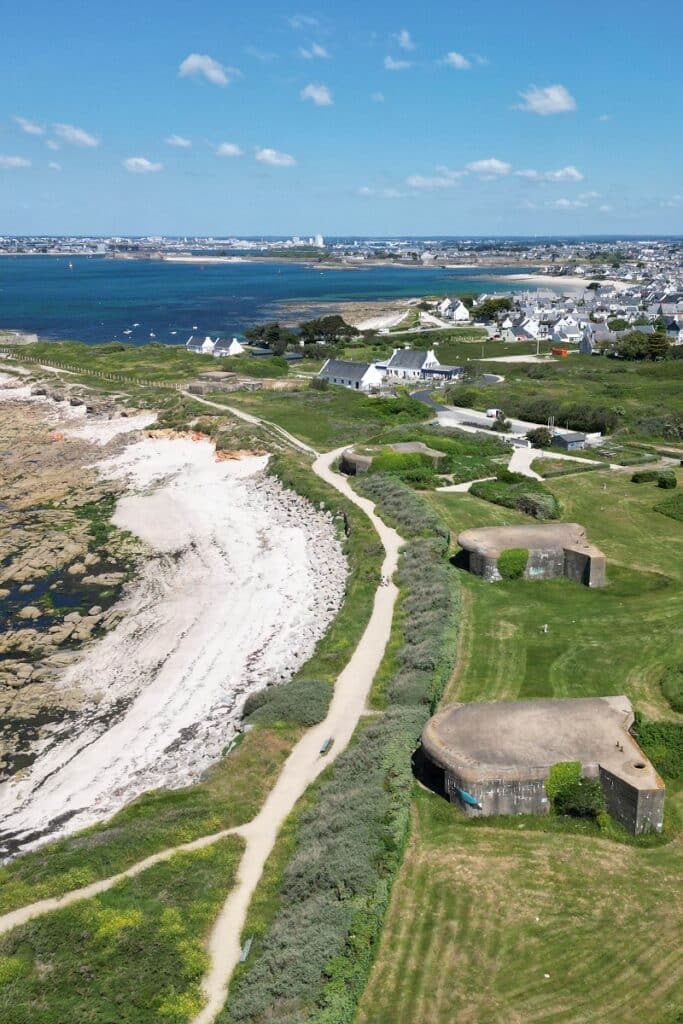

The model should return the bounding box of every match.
[319,348,462,392]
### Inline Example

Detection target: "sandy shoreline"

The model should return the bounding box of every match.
[0,397,347,856]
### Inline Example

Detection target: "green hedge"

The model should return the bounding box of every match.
[356,473,450,542]
[633,713,683,780]
[470,477,561,520]
[223,486,461,1024]
[653,492,683,521]
[657,470,677,489]
[497,548,529,580]
[244,678,332,727]
[661,665,683,714]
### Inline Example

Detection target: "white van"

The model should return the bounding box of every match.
[485,408,504,418]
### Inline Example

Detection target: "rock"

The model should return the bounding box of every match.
[19,583,34,593]
[0,589,9,599]
[84,552,100,567]
[67,563,86,576]
[64,611,82,624]
[18,605,41,620]
[88,606,102,616]
[82,572,125,586]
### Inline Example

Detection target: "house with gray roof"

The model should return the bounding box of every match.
[384,348,440,381]
[318,358,385,391]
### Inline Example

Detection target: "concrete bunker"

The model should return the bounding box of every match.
[340,441,448,476]
[457,522,607,587]
[420,696,664,834]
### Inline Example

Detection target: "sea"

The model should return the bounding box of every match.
[0,256,542,346]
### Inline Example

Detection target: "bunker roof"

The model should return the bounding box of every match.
[457,522,603,559]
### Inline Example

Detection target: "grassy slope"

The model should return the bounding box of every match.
[358,467,683,1024]
[209,387,430,450]
[429,469,683,720]
[0,836,243,1024]
[358,792,682,1024]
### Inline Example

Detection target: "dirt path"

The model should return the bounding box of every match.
[0,410,403,1024]
[193,445,402,1023]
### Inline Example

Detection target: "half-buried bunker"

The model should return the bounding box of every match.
[421,697,664,834]
[458,522,607,587]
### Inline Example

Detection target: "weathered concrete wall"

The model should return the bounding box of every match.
[599,767,665,834]
[340,450,372,475]
[525,547,566,580]
[564,546,607,588]
[445,770,550,817]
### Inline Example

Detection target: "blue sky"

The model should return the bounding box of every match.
[1,0,682,236]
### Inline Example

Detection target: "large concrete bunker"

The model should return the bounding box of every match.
[421,696,664,834]
[457,522,607,587]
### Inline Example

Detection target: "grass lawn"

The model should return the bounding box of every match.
[0,836,243,1024]
[427,469,683,720]
[208,387,430,450]
[357,791,683,1024]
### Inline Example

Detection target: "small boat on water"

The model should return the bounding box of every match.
[170,331,177,335]
[123,329,132,335]
[192,325,198,330]
[149,332,156,338]
[68,261,73,270]
[133,323,140,327]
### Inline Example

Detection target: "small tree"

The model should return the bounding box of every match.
[527,426,553,448]
[497,548,528,580]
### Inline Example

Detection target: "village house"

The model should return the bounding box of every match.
[384,348,441,381]
[437,298,471,322]
[318,358,385,391]
[185,335,245,357]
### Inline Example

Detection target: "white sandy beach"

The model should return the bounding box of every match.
[0,428,347,855]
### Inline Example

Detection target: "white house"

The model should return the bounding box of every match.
[318,358,385,391]
[214,337,245,357]
[186,335,216,355]
[451,299,471,322]
[385,348,440,381]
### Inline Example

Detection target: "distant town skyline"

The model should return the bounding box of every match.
[2,0,682,236]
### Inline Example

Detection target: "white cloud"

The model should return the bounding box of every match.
[515,165,584,183]
[14,116,45,136]
[0,155,31,169]
[552,197,587,209]
[599,204,613,212]
[166,134,192,148]
[661,195,682,208]
[178,53,240,87]
[372,91,385,103]
[517,84,576,115]
[245,46,276,62]
[255,147,296,167]
[395,29,415,51]
[301,82,333,106]
[406,166,466,190]
[579,190,600,200]
[54,123,99,147]
[123,156,163,174]
[48,161,62,171]
[598,114,610,122]
[384,55,411,71]
[299,42,329,58]
[443,51,470,70]
[287,14,319,29]
[358,186,409,200]
[466,157,511,177]
[216,142,244,157]
[45,139,59,151]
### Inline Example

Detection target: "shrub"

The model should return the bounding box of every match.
[470,478,561,521]
[661,665,683,714]
[631,469,659,483]
[497,548,528,580]
[527,427,553,448]
[632,713,683,780]
[546,762,604,819]
[657,470,677,489]
[653,492,683,522]
[309,376,329,391]
[356,474,449,541]
[243,678,332,728]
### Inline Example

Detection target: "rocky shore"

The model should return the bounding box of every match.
[0,373,348,855]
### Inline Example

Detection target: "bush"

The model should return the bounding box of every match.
[309,376,329,391]
[546,762,604,819]
[243,678,332,727]
[368,451,436,488]
[632,713,683,780]
[631,469,660,483]
[527,427,553,448]
[497,548,528,580]
[657,470,677,489]
[356,474,450,541]
[653,492,683,522]
[661,665,683,714]
[470,478,561,521]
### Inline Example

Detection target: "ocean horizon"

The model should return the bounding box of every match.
[0,256,548,346]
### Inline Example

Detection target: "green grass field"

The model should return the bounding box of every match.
[0,836,243,1024]
[208,387,430,450]
[358,792,683,1024]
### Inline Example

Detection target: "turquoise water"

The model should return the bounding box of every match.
[0,256,537,345]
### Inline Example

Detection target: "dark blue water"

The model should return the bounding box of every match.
[0,256,539,346]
